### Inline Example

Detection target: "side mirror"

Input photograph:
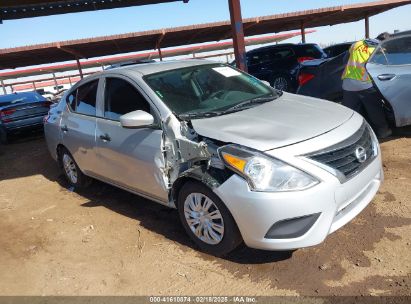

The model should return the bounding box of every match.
[120,110,154,128]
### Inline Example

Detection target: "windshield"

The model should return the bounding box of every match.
[144,64,277,118]
[0,92,45,107]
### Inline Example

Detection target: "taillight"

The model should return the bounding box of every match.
[298,72,315,86]
[297,56,315,63]
[0,109,16,117]
[0,109,16,123]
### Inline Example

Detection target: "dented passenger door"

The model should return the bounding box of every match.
[95,76,168,203]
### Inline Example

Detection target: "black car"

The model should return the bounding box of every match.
[0,91,52,143]
[323,42,353,58]
[295,42,353,102]
[244,43,327,92]
[296,51,349,102]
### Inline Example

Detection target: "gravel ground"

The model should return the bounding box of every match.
[0,132,410,296]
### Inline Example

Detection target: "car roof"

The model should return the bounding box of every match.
[107,59,219,76]
[324,42,354,48]
[247,43,319,53]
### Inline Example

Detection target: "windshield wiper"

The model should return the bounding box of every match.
[225,96,275,112]
[178,96,276,120]
[178,111,224,120]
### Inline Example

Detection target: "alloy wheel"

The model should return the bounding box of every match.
[62,153,78,184]
[183,193,225,245]
[272,76,288,91]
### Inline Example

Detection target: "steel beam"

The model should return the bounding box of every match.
[1,79,6,94]
[228,0,247,72]
[76,58,84,79]
[52,73,58,90]
[365,15,370,38]
[301,21,306,43]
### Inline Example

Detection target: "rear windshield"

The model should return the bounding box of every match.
[0,92,46,107]
[298,45,327,59]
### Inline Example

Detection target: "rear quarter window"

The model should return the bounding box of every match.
[66,79,98,116]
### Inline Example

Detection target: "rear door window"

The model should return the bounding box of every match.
[270,48,294,61]
[370,36,411,65]
[247,50,271,66]
[67,79,98,116]
[103,77,151,121]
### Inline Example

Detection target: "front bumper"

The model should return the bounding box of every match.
[213,152,382,251]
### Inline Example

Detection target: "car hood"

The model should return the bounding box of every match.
[191,92,353,151]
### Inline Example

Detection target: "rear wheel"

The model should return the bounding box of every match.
[177,181,242,256]
[59,147,91,189]
[271,74,292,92]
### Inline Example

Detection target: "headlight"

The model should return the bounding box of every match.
[218,145,319,192]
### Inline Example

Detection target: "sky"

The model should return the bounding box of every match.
[0,0,410,90]
[1,0,410,49]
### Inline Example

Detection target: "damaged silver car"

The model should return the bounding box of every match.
[44,60,383,256]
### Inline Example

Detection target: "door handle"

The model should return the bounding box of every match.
[377,74,396,81]
[61,125,68,133]
[99,133,111,142]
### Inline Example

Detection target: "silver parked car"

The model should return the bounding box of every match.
[366,33,411,127]
[44,60,383,256]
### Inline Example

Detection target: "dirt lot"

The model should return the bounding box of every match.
[0,132,410,296]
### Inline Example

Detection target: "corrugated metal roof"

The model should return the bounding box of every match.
[0,0,410,69]
[0,0,186,20]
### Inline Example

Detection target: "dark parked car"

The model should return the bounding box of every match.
[296,51,349,102]
[323,42,353,58]
[244,43,327,92]
[0,91,52,143]
[297,33,411,127]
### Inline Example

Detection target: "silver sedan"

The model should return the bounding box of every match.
[44,60,382,256]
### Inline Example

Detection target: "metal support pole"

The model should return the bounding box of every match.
[365,15,370,38]
[52,73,58,90]
[228,0,247,72]
[1,80,6,94]
[76,58,83,78]
[68,76,72,85]
[301,22,306,43]
[158,47,163,61]
[32,81,37,90]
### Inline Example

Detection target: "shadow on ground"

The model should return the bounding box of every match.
[1,133,411,295]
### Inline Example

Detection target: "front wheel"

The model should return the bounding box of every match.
[59,147,91,189]
[177,181,242,256]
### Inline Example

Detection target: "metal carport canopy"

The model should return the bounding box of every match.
[0,0,187,21]
[0,0,410,70]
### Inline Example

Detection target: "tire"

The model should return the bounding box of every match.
[270,74,292,92]
[177,181,242,256]
[0,128,8,144]
[58,147,91,189]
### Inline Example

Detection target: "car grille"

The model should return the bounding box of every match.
[307,122,377,182]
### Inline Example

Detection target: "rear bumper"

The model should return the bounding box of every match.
[214,154,382,251]
[2,116,45,132]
